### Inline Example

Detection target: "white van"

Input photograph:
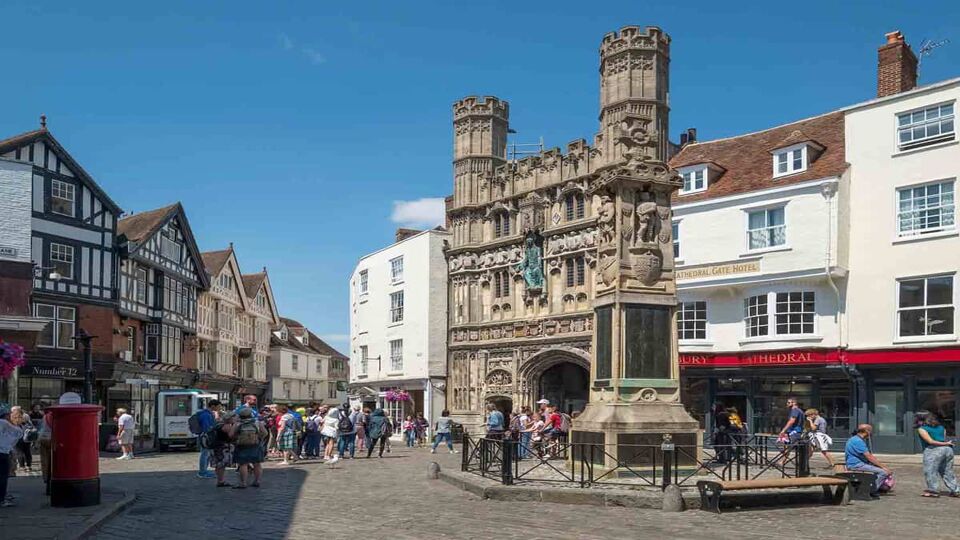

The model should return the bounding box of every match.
[156,389,217,451]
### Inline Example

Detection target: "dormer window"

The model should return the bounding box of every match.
[679,166,708,195]
[302,332,309,346]
[772,144,807,178]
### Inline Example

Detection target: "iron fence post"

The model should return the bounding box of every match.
[501,439,514,485]
[461,431,469,472]
[796,439,810,477]
[661,434,674,491]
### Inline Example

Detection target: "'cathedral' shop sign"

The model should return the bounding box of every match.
[680,350,841,368]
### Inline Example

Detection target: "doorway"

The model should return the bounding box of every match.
[488,396,513,416]
[539,363,589,415]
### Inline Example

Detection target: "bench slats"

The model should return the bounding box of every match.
[713,477,848,490]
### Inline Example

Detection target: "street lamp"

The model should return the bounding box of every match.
[72,329,96,404]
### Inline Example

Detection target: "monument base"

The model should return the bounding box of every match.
[570,401,701,471]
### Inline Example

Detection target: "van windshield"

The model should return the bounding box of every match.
[164,395,192,417]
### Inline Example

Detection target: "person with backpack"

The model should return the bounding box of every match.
[431,410,457,454]
[365,408,391,458]
[233,408,267,489]
[207,411,237,488]
[276,405,298,465]
[336,403,357,460]
[321,406,341,464]
[356,407,370,452]
[189,400,221,479]
[303,408,322,459]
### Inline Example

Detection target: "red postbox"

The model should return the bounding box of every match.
[48,404,103,507]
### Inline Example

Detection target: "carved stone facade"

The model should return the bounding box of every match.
[446,26,672,428]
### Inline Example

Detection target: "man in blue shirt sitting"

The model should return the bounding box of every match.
[195,400,221,479]
[845,424,892,498]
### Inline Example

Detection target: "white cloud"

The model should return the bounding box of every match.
[278,33,326,65]
[301,47,326,65]
[391,198,446,229]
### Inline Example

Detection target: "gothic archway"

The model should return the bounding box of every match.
[516,346,590,413]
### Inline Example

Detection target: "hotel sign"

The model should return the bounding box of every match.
[680,350,841,368]
[676,260,761,281]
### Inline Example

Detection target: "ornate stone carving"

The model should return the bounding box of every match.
[597,195,616,246]
[635,199,660,245]
[615,115,658,166]
[515,233,545,294]
[639,388,658,402]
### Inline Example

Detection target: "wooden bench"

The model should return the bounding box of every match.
[697,476,850,513]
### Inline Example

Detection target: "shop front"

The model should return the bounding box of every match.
[110,362,195,449]
[846,347,960,454]
[16,356,115,415]
[680,349,855,440]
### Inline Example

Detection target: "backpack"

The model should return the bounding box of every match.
[199,424,222,450]
[235,420,260,447]
[558,413,571,433]
[22,423,39,443]
[337,411,354,433]
[382,418,394,437]
[188,412,203,436]
[291,414,304,432]
[305,417,319,433]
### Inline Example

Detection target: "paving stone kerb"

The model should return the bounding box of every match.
[438,469,698,510]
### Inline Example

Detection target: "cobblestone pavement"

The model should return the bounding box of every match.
[86,447,960,540]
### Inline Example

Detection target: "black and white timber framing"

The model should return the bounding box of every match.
[0,128,121,307]
[117,204,209,337]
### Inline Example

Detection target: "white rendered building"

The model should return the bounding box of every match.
[348,228,450,432]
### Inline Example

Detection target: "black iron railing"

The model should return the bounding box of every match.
[461,432,812,489]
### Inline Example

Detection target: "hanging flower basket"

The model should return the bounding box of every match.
[384,389,411,402]
[0,340,26,380]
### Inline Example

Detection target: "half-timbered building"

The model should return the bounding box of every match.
[0,122,122,408]
[112,203,209,442]
[197,246,279,405]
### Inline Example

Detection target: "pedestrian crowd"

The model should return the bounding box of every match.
[483,399,572,460]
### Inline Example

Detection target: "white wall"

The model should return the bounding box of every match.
[349,230,450,385]
[0,159,34,264]
[845,81,960,349]
[674,178,842,353]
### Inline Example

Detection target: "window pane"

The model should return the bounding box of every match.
[748,211,766,230]
[899,310,925,336]
[36,304,55,318]
[926,306,954,335]
[57,321,74,348]
[899,279,925,308]
[927,276,953,305]
[767,207,785,225]
[37,322,54,347]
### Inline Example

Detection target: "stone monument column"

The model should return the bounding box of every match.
[571,27,699,471]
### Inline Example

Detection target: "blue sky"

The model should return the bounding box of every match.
[3,1,958,353]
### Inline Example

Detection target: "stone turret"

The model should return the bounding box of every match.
[598,26,672,164]
[451,96,510,211]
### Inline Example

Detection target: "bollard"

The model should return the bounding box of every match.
[427,461,441,480]
[501,438,514,486]
[661,434,675,491]
[661,484,684,512]
[461,431,469,472]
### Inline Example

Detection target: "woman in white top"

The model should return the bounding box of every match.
[321,407,340,463]
[804,408,835,469]
[0,407,25,507]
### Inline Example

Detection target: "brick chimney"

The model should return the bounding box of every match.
[395,228,421,243]
[877,31,918,98]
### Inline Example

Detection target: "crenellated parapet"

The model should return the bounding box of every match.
[599,25,670,62]
[453,95,510,122]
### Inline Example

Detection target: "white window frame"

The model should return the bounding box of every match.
[390,290,404,323]
[679,166,708,195]
[389,339,403,372]
[359,269,368,294]
[50,179,76,217]
[34,303,75,349]
[897,101,955,150]
[745,205,787,252]
[292,354,299,372]
[772,144,807,178]
[672,220,681,261]
[896,274,955,340]
[773,291,817,336]
[135,267,147,303]
[743,291,818,339]
[743,294,769,338]
[359,345,368,375]
[49,242,74,280]
[677,301,707,341]
[896,179,956,237]
[160,234,181,262]
[390,256,403,283]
